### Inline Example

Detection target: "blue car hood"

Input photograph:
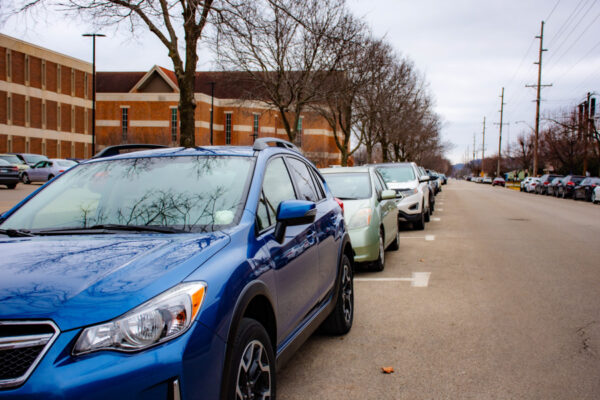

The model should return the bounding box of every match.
[0,233,230,331]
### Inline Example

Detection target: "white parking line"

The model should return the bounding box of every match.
[438,208,444,211]
[425,235,435,241]
[432,217,441,221]
[355,272,431,287]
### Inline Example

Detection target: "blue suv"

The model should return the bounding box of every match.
[0,138,354,399]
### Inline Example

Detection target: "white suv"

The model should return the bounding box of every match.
[375,162,431,230]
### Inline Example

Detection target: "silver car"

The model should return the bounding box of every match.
[22,159,78,184]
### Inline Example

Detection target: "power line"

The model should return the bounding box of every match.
[545,0,562,22]
[546,0,596,65]
[550,38,600,85]
[547,0,589,45]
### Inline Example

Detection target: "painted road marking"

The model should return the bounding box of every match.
[438,208,444,211]
[425,235,435,241]
[432,217,441,221]
[355,272,431,287]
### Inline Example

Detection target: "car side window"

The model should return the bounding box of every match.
[373,171,383,195]
[309,168,326,201]
[257,157,297,231]
[286,157,319,202]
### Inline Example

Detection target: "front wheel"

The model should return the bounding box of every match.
[371,232,385,272]
[22,174,30,184]
[6,183,16,189]
[388,228,400,251]
[413,207,425,231]
[223,318,275,400]
[321,254,354,335]
[592,192,597,203]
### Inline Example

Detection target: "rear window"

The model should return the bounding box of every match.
[323,172,371,200]
[0,155,22,164]
[376,166,415,183]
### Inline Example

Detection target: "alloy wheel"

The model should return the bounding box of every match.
[341,261,353,325]
[236,340,272,400]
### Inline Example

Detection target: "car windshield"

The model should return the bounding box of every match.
[0,159,9,165]
[0,155,22,164]
[324,172,372,200]
[377,166,415,183]
[1,155,254,233]
[21,154,48,164]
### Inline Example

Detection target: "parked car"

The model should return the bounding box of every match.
[0,138,354,399]
[492,177,505,187]
[21,159,78,184]
[439,174,448,185]
[593,186,600,204]
[547,177,563,196]
[375,162,431,230]
[525,177,540,193]
[0,159,20,189]
[573,177,600,202]
[0,153,30,180]
[8,152,49,167]
[556,175,586,198]
[482,176,493,184]
[426,170,442,194]
[321,166,399,271]
[418,166,435,213]
[535,174,563,195]
[520,177,534,192]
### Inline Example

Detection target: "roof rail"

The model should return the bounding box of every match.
[92,144,168,159]
[252,137,301,153]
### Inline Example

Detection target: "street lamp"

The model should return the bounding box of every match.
[82,33,106,156]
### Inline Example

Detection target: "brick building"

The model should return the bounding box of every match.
[96,66,341,166]
[0,33,93,158]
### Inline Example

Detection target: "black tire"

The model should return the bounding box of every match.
[22,173,30,184]
[387,227,400,251]
[6,183,17,189]
[321,254,353,335]
[424,205,431,223]
[371,232,385,272]
[413,206,425,231]
[223,318,275,400]
[430,199,435,214]
[48,174,55,181]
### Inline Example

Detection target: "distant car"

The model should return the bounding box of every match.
[556,175,586,198]
[520,177,534,192]
[492,177,505,187]
[0,159,20,189]
[536,174,563,195]
[0,153,30,180]
[9,152,49,167]
[547,177,563,196]
[482,176,493,184]
[593,186,600,204]
[439,174,447,185]
[321,166,399,271]
[525,177,540,193]
[573,177,600,202]
[21,159,78,184]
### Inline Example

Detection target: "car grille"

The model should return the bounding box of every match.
[0,321,59,389]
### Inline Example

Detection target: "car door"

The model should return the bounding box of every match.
[372,170,395,246]
[256,156,320,344]
[29,161,46,182]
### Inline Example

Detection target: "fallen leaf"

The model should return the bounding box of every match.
[381,366,394,374]
[419,259,424,262]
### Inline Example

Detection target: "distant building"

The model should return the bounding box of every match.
[96,66,341,166]
[0,33,93,158]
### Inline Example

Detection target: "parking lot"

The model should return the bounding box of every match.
[2,180,600,399]
[277,180,600,399]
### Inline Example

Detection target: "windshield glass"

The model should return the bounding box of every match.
[376,166,415,183]
[1,156,254,232]
[22,154,48,164]
[324,172,371,200]
[0,155,22,164]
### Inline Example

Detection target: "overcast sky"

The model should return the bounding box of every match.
[3,0,599,164]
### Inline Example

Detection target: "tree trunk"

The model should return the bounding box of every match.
[178,79,197,147]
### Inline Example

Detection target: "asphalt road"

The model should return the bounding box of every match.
[278,180,600,399]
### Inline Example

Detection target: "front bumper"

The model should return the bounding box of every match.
[348,225,379,263]
[0,176,19,185]
[0,321,226,400]
[394,194,422,222]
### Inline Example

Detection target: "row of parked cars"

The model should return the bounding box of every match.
[0,140,446,399]
[520,174,600,203]
[0,153,78,188]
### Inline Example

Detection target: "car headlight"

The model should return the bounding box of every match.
[348,208,372,229]
[73,282,206,355]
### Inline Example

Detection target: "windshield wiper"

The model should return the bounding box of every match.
[0,228,36,237]
[35,224,186,235]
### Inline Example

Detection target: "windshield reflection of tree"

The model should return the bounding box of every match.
[79,157,245,232]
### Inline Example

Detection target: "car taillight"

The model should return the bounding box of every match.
[592,184,597,188]
[58,170,65,173]
[334,197,343,213]
[12,166,18,171]
[567,181,574,186]
[544,181,550,185]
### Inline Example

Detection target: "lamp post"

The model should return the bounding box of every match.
[209,81,215,145]
[82,33,105,156]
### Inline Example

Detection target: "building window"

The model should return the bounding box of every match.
[24,55,30,85]
[57,141,61,158]
[42,101,46,129]
[84,73,88,98]
[42,141,46,156]
[6,93,11,124]
[57,104,62,131]
[122,108,128,142]
[57,65,62,93]
[225,113,232,145]
[25,139,30,153]
[7,136,12,152]
[5,50,11,81]
[71,106,75,133]
[42,60,46,89]
[171,108,178,142]
[84,109,88,134]
[295,117,303,146]
[25,97,30,127]
[71,69,75,96]
[253,114,259,141]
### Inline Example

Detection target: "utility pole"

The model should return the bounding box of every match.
[481,117,486,177]
[526,21,552,176]
[495,87,506,177]
[473,133,476,162]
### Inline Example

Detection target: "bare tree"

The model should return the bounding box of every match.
[7,0,215,147]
